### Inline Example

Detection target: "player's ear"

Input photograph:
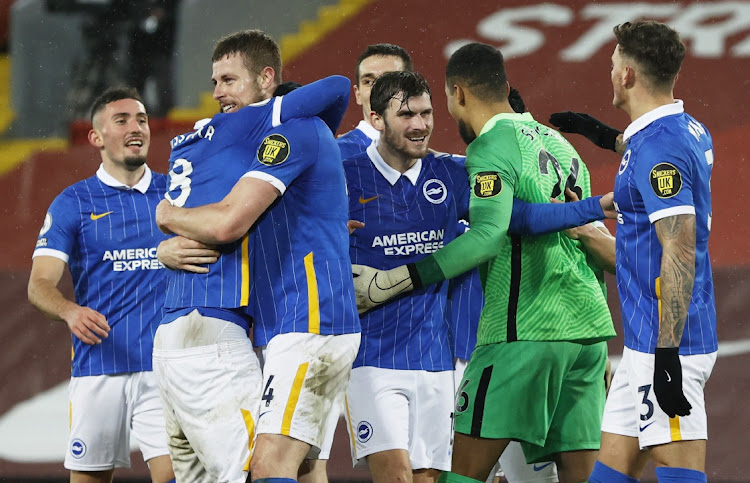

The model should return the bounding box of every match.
[88,128,104,149]
[455,84,466,107]
[259,66,276,92]
[370,111,384,132]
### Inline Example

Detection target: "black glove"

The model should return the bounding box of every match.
[549,111,621,152]
[273,81,302,97]
[653,347,692,418]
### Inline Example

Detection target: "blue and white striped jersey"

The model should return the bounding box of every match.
[337,120,379,161]
[614,101,717,355]
[248,117,360,340]
[33,165,168,376]
[346,144,470,371]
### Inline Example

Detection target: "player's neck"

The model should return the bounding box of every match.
[376,140,419,174]
[469,100,515,138]
[623,89,675,122]
[102,160,147,188]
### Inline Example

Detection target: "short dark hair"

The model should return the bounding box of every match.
[614,21,685,91]
[370,71,431,116]
[445,43,507,102]
[212,29,282,83]
[90,87,144,123]
[354,43,413,83]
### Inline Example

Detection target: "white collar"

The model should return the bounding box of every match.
[623,100,684,142]
[366,142,422,186]
[355,120,381,141]
[96,164,152,194]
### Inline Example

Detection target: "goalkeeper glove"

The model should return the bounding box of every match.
[549,111,621,152]
[352,264,417,314]
[653,347,692,418]
[273,81,302,97]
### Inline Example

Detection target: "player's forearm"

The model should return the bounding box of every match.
[655,215,696,348]
[282,75,350,133]
[415,190,513,286]
[509,196,604,236]
[161,202,246,245]
[28,277,78,323]
[576,224,616,274]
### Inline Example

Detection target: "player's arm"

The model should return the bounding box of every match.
[509,192,615,237]
[549,111,626,155]
[156,236,220,273]
[353,145,516,312]
[156,178,278,244]
[28,256,110,345]
[279,75,350,133]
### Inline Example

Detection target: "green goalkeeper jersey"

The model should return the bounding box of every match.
[416,112,615,345]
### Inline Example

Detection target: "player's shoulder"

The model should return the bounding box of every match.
[58,174,100,200]
[342,149,371,167]
[424,152,468,176]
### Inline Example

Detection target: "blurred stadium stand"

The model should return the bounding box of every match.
[1,1,748,481]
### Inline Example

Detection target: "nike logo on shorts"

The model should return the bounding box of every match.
[640,421,655,432]
[533,462,553,471]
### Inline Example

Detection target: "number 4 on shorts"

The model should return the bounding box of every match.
[262,375,275,407]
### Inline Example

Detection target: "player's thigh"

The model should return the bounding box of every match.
[606,348,715,450]
[152,338,262,481]
[454,341,577,447]
[66,375,130,471]
[129,372,170,463]
[410,370,454,472]
[257,332,360,448]
[499,441,558,483]
[345,366,411,463]
[524,342,607,463]
[306,390,344,461]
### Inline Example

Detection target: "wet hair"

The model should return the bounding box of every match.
[212,29,282,83]
[614,21,685,92]
[354,43,413,83]
[445,43,507,102]
[370,71,431,116]
[90,86,144,123]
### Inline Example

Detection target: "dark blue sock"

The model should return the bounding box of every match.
[588,461,639,483]
[655,466,707,482]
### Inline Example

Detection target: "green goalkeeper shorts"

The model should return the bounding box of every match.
[453,340,607,463]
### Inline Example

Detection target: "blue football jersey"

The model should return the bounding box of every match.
[33,166,168,376]
[248,117,360,340]
[613,101,717,355]
[337,121,379,161]
[346,144,470,371]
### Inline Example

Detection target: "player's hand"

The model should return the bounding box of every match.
[347,220,365,235]
[155,199,174,235]
[352,264,414,314]
[61,304,110,345]
[157,236,220,273]
[273,81,302,97]
[549,111,622,152]
[653,347,692,418]
[599,192,616,219]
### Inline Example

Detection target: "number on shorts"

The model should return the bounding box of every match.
[638,384,654,421]
[456,379,470,413]
[262,375,275,407]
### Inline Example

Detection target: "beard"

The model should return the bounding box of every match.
[382,125,429,160]
[457,119,476,145]
[123,155,147,170]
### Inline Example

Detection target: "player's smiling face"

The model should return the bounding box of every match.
[379,92,433,159]
[212,53,265,113]
[90,98,150,170]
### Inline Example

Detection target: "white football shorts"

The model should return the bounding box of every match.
[65,371,169,471]
[346,366,454,471]
[601,347,716,449]
[256,332,360,450]
[153,313,262,483]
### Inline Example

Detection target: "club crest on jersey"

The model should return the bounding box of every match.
[650,162,682,198]
[257,134,290,166]
[39,212,52,236]
[473,172,502,198]
[423,179,447,204]
[357,421,373,443]
[70,438,86,459]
